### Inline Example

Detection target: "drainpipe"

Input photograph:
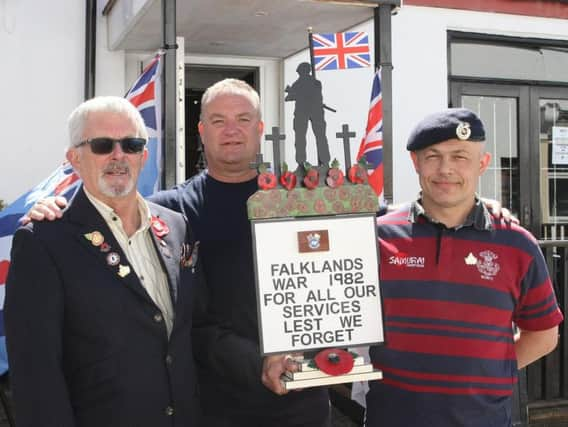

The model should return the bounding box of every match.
[84,0,97,100]
[162,0,177,190]
[374,1,399,205]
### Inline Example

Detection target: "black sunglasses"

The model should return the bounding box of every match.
[76,137,146,155]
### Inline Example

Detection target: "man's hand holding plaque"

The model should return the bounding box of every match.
[261,354,300,395]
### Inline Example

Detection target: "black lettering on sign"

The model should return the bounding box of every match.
[339,314,363,328]
[272,276,308,290]
[263,291,296,306]
[290,328,355,346]
[306,289,336,302]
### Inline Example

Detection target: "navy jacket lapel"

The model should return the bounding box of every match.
[66,187,156,306]
[147,209,179,304]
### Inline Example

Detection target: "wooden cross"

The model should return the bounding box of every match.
[336,123,356,174]
[249,152,270,172]
[265,126,286,177]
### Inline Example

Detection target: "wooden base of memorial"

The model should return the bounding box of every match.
[281,354,382,390]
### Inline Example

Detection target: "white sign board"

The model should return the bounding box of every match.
[552,126,568,165]
[252,214,384,354]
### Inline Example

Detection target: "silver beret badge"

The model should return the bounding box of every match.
[456,121,471,140]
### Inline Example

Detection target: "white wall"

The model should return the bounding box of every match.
[95,0,127,97]
[0,0,84,204]
[0,0,128,205]
[283,6,568,204]
[391,5,568,203]
[3,2,568,206]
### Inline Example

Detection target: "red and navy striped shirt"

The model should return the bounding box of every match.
[366,200,563,427]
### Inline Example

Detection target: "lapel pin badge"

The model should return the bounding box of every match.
[118,264,131,278]
[106,252,121,266]
[181,241,200,270]
[84,231,105,247]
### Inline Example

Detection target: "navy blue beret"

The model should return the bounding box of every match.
[406,108,485,151]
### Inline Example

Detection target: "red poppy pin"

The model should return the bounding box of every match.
[314,348,354,376]
[151,216,169,239]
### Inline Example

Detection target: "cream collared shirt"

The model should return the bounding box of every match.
[85,189,174,336]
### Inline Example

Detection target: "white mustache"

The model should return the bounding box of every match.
[103,162,130,175]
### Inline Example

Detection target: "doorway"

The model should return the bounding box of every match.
[450,82,568,239]
[184,66,258,179]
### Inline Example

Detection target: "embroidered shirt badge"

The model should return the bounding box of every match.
[476,250,500,280]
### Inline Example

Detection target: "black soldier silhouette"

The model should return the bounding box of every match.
[285,62,331,166]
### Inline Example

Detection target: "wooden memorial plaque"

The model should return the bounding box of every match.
[248,174,385,389]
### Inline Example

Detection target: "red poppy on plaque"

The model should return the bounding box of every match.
[314,348,355,376]
[150,216,169,239]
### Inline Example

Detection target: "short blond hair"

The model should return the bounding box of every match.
[200,78,261,120]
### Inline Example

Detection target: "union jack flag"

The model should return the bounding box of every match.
[126,53,163,196]
[357,68,385,206]
[312,32,370,71]
[0,53,164,374]
[0,162,81,374]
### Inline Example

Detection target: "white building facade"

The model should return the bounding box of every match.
[2,0,568,239]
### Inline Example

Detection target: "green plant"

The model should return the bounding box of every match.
[0,199,5,211]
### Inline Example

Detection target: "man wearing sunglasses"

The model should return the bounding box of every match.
[26,81,331,427]
[5,96,202,426]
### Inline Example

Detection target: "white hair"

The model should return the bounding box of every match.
[67,96,148,148]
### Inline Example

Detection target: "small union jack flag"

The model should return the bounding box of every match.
[312,32,371,71]
[357,68,385,206]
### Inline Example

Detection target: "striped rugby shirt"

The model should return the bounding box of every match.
[366,199,563,427]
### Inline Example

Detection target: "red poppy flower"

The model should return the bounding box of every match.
[151,216,169,238]
[326,168,345,188]
[258,171,277,190]
[303,163,319,190]
[314,348,354,376]
[279,171,297,190]
[348,164,368,184]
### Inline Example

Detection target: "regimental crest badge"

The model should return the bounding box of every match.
[456,121,472,140]
[307,233,321,250]
[476,250,500,280]
[297,230,330,253]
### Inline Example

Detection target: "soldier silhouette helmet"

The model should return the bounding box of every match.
[296,62,312,76]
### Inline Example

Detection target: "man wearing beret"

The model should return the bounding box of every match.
[365,108,563,427]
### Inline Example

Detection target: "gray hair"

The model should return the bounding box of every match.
[200,78,261,121]
[67,96,148,148]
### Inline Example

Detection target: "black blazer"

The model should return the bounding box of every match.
[5,187,202,427]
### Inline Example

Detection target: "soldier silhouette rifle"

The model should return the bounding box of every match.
[322,104,336,113]
[285,62,331,167]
